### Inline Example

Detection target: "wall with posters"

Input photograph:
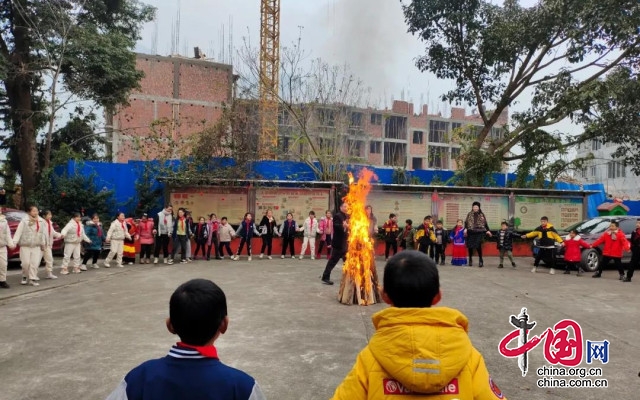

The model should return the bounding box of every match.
[169,187,248,223]
[368,191,432,225]
[436,194,509,229]
[514,196,583,230]
[254,188,331,223]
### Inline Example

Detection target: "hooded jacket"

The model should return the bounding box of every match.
[13,216,46,248]
[331,307,506,400]
[524,223,563,247]
[592,229,630,258]
[562,234,591,263]
[84,221,105,251]
[107,219,132,241]
[137,219,155,245]
[299,216,318,238]
[61,219,91,244]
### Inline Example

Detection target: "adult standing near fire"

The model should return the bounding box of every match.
[321,203,349,285]
[464,201,492,267]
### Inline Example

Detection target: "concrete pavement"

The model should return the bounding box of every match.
[0,255,638,400]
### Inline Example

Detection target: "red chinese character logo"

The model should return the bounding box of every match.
[543,319,583,367]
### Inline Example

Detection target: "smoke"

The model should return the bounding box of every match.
[320,0,416,103]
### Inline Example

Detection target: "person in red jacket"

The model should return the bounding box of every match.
[561,229,591,276]
[591,220,630,280]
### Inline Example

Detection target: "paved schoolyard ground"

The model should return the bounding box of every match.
[0,255,638,400]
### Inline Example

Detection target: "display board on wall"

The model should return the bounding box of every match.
[514,196,583,230]
[255,188,330,223]
[368,191,431,227]
[169,188,248,223]
[437,194,509,229]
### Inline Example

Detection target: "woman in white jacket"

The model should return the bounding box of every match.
[13,206,46,286]
[298,211,318,260]
[60,212,92,275]
[0,210,16,289]
[104,212,132,268]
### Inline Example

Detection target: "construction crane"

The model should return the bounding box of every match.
[259,0,281,159]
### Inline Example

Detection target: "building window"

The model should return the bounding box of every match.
[385,116,407,139]
[350,112,363,129]
[428,146,448,169]
[592,139,602,151]
[383,142,407,167]
[581,167,587,178]
[370,141,381,154]
[370,113,382,125]
[590,165,597,177]
[412,157,424,170]
[279,136,290,152]
[490,127,504,140]
[428,120,448,143]
[451,148,460,160]
[608,161,626,179]
[348,140,363,158]
[412,130,424,144]
[451,122,462,131]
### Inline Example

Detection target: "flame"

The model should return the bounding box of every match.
[342,168,378,305]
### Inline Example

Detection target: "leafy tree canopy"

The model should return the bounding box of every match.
[402,0,640,186]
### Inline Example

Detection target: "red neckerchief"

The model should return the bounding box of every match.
[33,218,40,232]
[120,220,126,232]
[176,342,218,359]
[47,220,51,235]
[76,221,81,236]
[163,215,168,226]
[97,224,102,238]
[310,217,314,230]
[180,217,185,231]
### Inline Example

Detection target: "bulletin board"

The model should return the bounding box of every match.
[367,191,432,226]
[437,194,509,229]
[255,188,331,223]
[169,187,248,222]
[514,196,584,231]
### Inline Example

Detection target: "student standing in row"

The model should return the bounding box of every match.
[258,210,277,259]
[415,216,436,256]
[137,213,155,264]
[217,217,235,259]
[14,205,45,286]
[433,220,448,265]
[153,205,174,264]
[104,212,132,268]
[382,213,399,261]
[0,209,16,288]
[399,219,415,251]
[193,217,209,260]
[60,212,92,274]
[591,220,630,280]
[42,210,61,279]
[317,210,333,259]
[522,216,563,274]
[561,229,591,275]
[83,214,105,269]
[171,208,190,264]
[496,221,519,269]
[449,219,467,266]
[279,213,297,259]
[298,211,318,260]
[233,213,260,261]
[206,213,221,260]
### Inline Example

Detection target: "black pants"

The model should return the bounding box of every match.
[260,235,273,255]
[236,237,252,255]
[566,261,579,272]
[418,242,435,258]
[317,234,332,256]
[194,242,207,258]
[322,247,347,281]
[385,241,398,258]
[534,247,555,268]
[207,237,219,259]
[628,250,640,279]
[154,234,170,258]
[281,237,295,256]
[468,246,484,265]
[172,235,187,261]
[82,249,100,265]
[140,244,153,260]
[219,241,233,256]
[598,256,623,275]
[434,244,446,264]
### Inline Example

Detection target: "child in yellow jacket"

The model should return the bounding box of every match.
[331,251,507,400]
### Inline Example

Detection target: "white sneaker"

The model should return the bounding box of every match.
[268,256,272,260]
[291,255,296,259]
[103,262,111,268]
[80,265,87,271]
[299,255,303,260]
[248,256,252,261]
[163,259,168,264]
[60,268,69,275]
[21,277,28,285]
[311,256,315,260]
[531,267,537,273]
[127,262,134,265]
[281,255,285,259]
[29,280,39,286]
[259,254,264,259]
[92,264,99,269]
[549,268,556,275]
[117,264,124,268]
[153,257,159,264]
[46,273,58,279]
[232,255,239,261]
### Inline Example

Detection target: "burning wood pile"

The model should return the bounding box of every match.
[337,169,381,305]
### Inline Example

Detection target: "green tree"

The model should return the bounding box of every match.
[0,0,155,200]
[402,0,640,185]
[581,67,640,174]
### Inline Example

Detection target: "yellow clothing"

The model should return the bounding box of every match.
[524,223,563,244]
[331,307,507,400]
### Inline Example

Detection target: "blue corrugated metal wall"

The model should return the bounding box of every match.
[63,160,607,217]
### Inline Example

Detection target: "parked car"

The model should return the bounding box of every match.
[3,207,64,260]
[533,216,638,272]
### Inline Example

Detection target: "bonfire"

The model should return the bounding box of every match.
[338,169,381,305]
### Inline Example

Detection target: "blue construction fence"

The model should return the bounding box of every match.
[59,159,623,219]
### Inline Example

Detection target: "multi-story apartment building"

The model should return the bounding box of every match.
[277,100,509,171]
[575,138,639,199]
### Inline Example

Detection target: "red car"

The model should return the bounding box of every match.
[3,208,64,260]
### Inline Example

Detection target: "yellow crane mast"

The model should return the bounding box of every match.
[259,0,281,159]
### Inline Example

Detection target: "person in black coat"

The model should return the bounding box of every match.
[497,221,519,268]
[321,203,349,285]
